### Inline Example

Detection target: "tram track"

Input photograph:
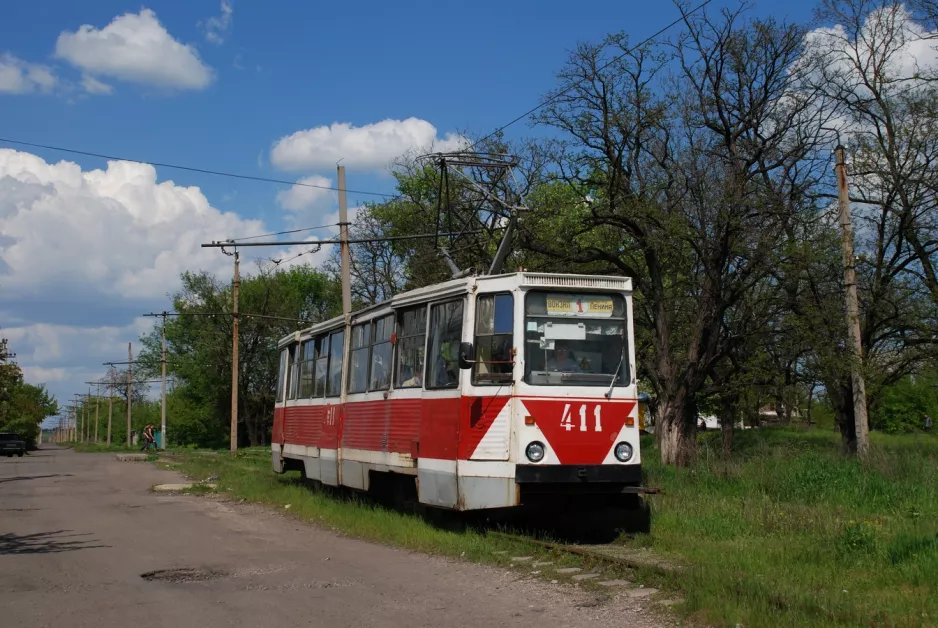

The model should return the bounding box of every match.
[486,530,682,576]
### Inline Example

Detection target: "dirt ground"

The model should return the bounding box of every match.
[0,447,671,628]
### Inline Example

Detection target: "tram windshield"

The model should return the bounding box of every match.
[524,291,629,386]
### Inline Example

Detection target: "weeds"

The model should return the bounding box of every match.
[638,428,938,627]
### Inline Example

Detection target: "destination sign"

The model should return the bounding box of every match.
[545,294,614,318]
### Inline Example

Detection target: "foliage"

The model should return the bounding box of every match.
[137,263,340,448]
[0,338,58,447]
[639,427,938,627]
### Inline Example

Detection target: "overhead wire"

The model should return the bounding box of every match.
[462,0,715,153]
[0,137,397,198]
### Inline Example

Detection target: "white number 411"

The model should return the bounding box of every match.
[560,404,602,432]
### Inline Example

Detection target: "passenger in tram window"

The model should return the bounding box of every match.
[402,371,422,388]
[546,341,581,372]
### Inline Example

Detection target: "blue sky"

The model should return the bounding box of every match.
[0,0,819,426]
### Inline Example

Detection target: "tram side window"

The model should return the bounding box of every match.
[313,335,328,397]
[369,315,393,391]
[327,330,345,397]
[474,293,514,385]
[348,323,370,394]
[276,347,289,402]
[298,339,317,398]
[427,300,464,389]
[396,305,427,388]
[286,344,299,400]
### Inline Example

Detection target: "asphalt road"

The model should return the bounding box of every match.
[0,447,668,628]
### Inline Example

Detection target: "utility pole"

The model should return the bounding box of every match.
[230,250,240,454]
[72,394,82,442]
[834,144,870,457]
[85,389,91,442]
[161,312,167,449]
[337,165,352,487]
[126,343,133,448]
[107,377,113,446]
[338,164,352,317]
[94,388,100,443]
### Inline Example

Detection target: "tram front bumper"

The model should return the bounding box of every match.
[515,463,642,485]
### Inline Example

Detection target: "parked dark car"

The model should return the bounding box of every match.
[0,432,26,457]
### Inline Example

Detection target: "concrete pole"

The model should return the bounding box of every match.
[85,389,91,442]
[126,343,133,448]
[94,392,100,443]
[161,314,167,449]
[107,380,113,447]
[230,251,240,454]
[834,145,870,458]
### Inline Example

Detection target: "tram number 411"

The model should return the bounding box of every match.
[560,404,603,432]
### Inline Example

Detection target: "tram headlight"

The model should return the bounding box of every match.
[525,441,546,463]
[614,442,634,462]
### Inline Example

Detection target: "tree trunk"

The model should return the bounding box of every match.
[720,395,737,458]
[657,393,698,466]
[806,384,814,427]
[829,380,857,453]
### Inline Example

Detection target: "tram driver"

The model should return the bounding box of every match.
[545,341,581,372]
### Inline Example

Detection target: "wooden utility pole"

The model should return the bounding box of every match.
[126,342,133,448]
[338,165,352,317]
[834,144,870,457]
[161,312,167,449]
[107,378,113,446]
[230,250,240,454]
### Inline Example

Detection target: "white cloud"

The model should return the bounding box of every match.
[204,0,234,45]
[0,53,57,94]
[19,365,70,384]
[805,4,938,107]
[276,175,335,212]
[0,148,264,301]
[270,118,466,172]
[6,320,156,413]
[55,9,214,90]
[81,74,113,95]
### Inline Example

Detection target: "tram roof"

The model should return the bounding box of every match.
[277,271,632,348]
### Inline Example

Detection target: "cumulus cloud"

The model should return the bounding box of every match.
[0,150,272,411]
[81,74,113,95]
[270,118,466,172]
[0,53,57,94]
[276,175,335,212]
[203,0,234,45]
[55,9,214,90]
[6,319,156,415]
[804,4,938,109]
[0,149,264,301]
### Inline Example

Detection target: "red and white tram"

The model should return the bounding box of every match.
[272,271,642,513]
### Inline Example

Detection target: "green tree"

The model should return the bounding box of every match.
[138,263,340,447]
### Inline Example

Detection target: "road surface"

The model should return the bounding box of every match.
[0,447,669,628]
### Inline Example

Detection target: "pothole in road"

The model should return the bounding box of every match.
[140,567,227,583]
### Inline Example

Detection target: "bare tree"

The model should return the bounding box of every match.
[529,5,828,465]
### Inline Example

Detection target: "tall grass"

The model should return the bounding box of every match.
[640,428,938,627]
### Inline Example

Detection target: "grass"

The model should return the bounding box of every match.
[155,449,589,572]
[67,441,148,454]
[638,427,938,627]
[69,429,938,626]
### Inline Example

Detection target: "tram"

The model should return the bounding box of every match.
[271,271,642,513]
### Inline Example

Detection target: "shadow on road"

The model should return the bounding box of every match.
[0,530,110,555]
[0,474,74,484]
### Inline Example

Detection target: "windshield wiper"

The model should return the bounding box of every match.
[604,353,625,399]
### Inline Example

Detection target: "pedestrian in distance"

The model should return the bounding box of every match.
[140,423,156,451]
[925,414,934,432]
